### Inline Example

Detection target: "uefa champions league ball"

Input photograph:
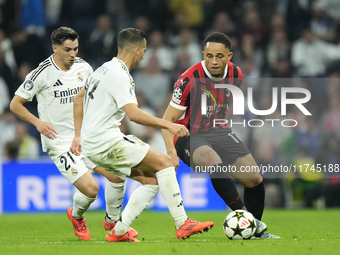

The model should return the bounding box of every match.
[223,210,257,240]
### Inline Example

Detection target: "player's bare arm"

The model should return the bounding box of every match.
[162,104,186,170]
[123,103,189,137]
[10,95,58,139]
[70,88,86,155]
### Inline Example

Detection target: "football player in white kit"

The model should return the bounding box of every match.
[9,27,153,241]
[76,28,214,242]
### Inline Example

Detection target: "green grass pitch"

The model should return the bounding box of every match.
[1,209,340,255]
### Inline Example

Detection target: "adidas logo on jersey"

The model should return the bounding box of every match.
[53,79,63,87]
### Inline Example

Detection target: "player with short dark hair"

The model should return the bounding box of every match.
[162,32,280,239]
[203,32,232,50]
[74,27,214,242]
[117,28,146,49]
[51,26,79,46]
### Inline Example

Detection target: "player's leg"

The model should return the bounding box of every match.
[132,146,214,240]
[96,166,158,237]
[111,146,187,234]
[89,135,213,241]
[93,166,126,224]
[190,142,246,211]
[113,170,159,237]
[222,143,280,239]
[52,151,98,240]
[72,171,99,219]
[230,154,264,220]
[207,130,264,220]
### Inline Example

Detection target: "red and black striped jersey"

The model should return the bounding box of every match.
[170,60,243,134]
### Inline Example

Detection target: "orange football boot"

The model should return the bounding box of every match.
[103,218,139,237]
[66,207,91,240]
[106,229,140,242]
[176,219,214,240]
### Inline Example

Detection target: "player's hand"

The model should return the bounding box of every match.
[168,123,189,138]
[70,136,82,156]
[36,120,58,140]
[168,151,179,172]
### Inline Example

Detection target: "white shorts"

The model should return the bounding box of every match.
[50,151,97,184]
[88,135,149,180]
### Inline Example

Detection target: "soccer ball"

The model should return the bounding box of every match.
[223,210,257,240]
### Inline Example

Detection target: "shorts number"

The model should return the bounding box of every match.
[60,152,76,171]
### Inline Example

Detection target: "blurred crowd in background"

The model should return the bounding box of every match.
[1,0,340,209]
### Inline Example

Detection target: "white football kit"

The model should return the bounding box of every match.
[15,55,96,183]
[82,57,149,180]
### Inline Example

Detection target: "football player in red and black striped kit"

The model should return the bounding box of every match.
[162,32,280,239]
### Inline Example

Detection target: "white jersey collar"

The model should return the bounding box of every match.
[50,54,76,72]
[201,60,228,81]
[50,55,61,70]
[114,57,129,73]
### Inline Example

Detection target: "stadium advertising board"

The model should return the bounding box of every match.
[0,160,226,214]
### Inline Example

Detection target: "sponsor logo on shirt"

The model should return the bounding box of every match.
[54,86,83,104]
[54,87,83,98]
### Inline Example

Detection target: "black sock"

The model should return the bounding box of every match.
[244,181,265,221]
[210,164,245,210]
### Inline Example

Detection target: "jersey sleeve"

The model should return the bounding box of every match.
[108,72,137,109]
[15,67,46,101]
[83,63,94,84]
[170,76,190,110]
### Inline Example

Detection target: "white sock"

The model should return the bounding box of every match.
[120,184,159,227]
[156,167,188,229]
[105,181,126,223]
[114,221,129,236]
[72,190,96,219]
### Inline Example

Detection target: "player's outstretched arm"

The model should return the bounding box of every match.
[71,88,86,155]
[123,103,189,138]
[162,104,186,170]
[10,95,57,139]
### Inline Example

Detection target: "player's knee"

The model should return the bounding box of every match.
[157,154,173,169]
[244,176,263,188]
[85,183,99,198]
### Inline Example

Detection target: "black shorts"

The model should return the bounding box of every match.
[175,128,250,167]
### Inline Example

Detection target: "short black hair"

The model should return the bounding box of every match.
[51,27,79,46]
[117,28,146,50]
[204,32,232,51]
